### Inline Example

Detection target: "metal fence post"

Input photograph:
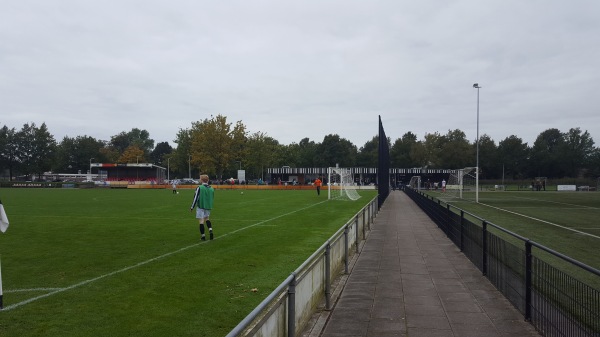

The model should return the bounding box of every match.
[288,273,296,337]
[344,226,349,274]
[360,213,364,240]
[325,242,332,310]
[460,210,464,252]
[369,201,373,225]
[355,216,359,254]
[525,240,532,322]
[362,208,366,238]
[446,203,451,237]
[372,199,375,223]
[482,221,488,276]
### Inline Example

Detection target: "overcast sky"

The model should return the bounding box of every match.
[2,1,599,149]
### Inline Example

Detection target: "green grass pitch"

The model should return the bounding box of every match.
[426,189,600,273]
[0,188,377,337]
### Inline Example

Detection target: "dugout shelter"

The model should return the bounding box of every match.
[91,163,166,185]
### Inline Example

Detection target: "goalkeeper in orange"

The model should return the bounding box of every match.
[190,174,215,240]
[314,177,322,196]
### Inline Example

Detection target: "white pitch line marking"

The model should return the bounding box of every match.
[478,202,600,240]
[511,195,600,210]
[432,191,600,240]
[5,288,65,293]
[1,199,329,311]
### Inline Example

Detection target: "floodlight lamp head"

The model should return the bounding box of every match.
[473,83,481,88]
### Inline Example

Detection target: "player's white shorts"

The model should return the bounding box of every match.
[196,208,211,219]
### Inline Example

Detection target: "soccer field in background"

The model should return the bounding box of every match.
[424,189,600,271]
[0,188,377,337]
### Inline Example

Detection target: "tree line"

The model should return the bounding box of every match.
[1,115,599,181]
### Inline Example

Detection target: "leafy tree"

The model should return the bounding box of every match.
[356,136,378,168]
[279,143,301,168]
[128,128,155,154]
[438,129,472,169]
[54,135,106,174]
[151,141,173,166]
[118,145,145,163]
[530,128,564,178]
[4,118,600,182]
[0,125,19,180]
[109,132,131,153]
[408,141,427,168]
[244,132,280,180]
[278,138,320,169]
[109,128,154,157]
[170,128,192,179]
[99,146,120,164]
[189,115,247,179]
[55,136,77,173]
[16,122,56,179]
[498,135,529,179]
[587,148,600,178]
[316,134,357,167]
[297,138,319,167]
[561,128,594,177]
[421,132,445,168]
[275,143,298,169]
[227,120,248,178]
[477,134,500,179]
[390,132,419,168]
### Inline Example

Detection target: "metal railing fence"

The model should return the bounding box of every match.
[226,196,378,337]
[404,188,600,337]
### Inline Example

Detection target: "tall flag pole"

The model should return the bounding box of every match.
[0,200,8,233]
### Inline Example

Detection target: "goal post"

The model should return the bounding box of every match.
[327,167,361,201]
[445,167,477,200]
[408,176,421,190]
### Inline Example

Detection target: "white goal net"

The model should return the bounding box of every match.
[408,176,421,190]
[328,167,361,201]
[445,167,477,199]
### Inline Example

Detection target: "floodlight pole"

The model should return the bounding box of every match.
[188,155,191,179]
[473,83,481,203]
[167,157,170,182]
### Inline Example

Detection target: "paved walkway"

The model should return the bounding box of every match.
[305,191,540,337]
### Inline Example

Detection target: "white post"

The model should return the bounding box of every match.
[476,86,479,203]
[473,83,481,203]
[327,167,331,200]
[88,158,94,181]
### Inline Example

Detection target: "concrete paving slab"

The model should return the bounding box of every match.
[306,191,540,337]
